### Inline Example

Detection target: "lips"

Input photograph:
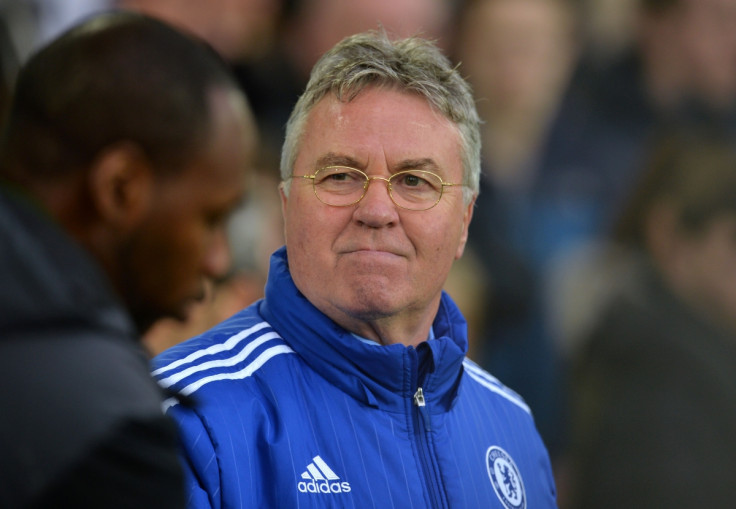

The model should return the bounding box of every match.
[341,247,406,259]
[350,248,401,258]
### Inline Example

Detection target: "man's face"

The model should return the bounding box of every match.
[123,88,254,332]
[281,87,474,342]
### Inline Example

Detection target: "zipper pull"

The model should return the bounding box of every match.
[413,387,426,407]
[413,387,431,431]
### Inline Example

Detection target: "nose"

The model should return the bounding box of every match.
[353,176,398,227]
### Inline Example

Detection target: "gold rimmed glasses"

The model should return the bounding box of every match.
[291,165,462,211]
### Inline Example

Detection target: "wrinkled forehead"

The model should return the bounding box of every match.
[297,88,463,175]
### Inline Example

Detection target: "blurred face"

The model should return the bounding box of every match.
[455,0,575,113]
[281,87,474,345]
[648,0,736,107]
[675,213,736,333]
[123,88,254,332]
[126,0,282,60]
[680,0,736,106]
[291,0,452,76]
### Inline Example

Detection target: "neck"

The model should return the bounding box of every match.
[325,299,440,347]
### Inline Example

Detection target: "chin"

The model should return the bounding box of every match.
[340,290,399,321]
[137,300,192,333]
[173,298,205,323]
[347,307,395,322]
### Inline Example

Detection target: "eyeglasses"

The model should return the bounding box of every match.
[291,166,462,211]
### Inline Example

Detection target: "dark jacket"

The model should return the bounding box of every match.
[570,256,736,508]
[0,185,184,508]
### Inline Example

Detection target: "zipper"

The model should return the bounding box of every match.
[412,385,446,508]
[413,387,431,431]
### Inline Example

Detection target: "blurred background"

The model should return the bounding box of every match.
[3,0,736,506]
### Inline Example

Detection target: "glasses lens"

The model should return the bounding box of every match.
[313,166,367,206]
[389,170,443,210]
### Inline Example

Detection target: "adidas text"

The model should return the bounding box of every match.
[298,480,352,494]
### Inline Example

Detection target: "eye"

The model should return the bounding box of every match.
[392,171,442,192]
[402,173,423,187]
[204,198,244,231]
[205,210,227,229]
[314,167,365,190]
[325,172,351,184]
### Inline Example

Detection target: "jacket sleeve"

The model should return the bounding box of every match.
[167,403,220,509]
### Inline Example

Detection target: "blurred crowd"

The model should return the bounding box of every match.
[3,0,736,506]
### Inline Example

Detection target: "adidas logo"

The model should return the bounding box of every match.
[297,455,352,494]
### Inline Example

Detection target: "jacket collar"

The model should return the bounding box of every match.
[260,247,468,413]
[0,186,135,339]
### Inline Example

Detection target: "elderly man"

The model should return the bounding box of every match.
[154,30,557,508]
[0,11,256,508]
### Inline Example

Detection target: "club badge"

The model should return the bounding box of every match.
[486,445,526,509]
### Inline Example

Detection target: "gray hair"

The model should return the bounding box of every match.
[280,29,481,205]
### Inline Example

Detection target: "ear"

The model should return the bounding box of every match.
[455,195,476,260]
[88,142,155,233]
[278,181,289,242]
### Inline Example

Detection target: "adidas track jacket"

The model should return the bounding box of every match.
[152,247,558,508]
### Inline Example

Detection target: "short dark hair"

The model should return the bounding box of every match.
[614,120,736,247]
[0,10,239,179]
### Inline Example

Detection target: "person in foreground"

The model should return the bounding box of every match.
[0,11,256,508]
[153,30,558,508]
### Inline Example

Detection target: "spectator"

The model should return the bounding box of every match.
[568,122,736,508]
[0,11,257,507]
[540,4,736,477]
[542,0,736,227]
[450,0,579,462]
[117,0,282,63]
[474,0,736,470]
[541,0,736,334]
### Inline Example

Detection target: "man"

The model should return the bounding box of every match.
[154,30,557,508]
[0,11,256,508]
[569,123,736,508]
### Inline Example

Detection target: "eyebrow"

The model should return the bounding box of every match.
[315,153,442,174]
[315,153,363,170]
[394,158,441,173]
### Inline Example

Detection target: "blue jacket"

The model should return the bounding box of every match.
[153,247,557,508]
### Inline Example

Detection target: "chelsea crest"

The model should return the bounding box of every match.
[486,445,526,509]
